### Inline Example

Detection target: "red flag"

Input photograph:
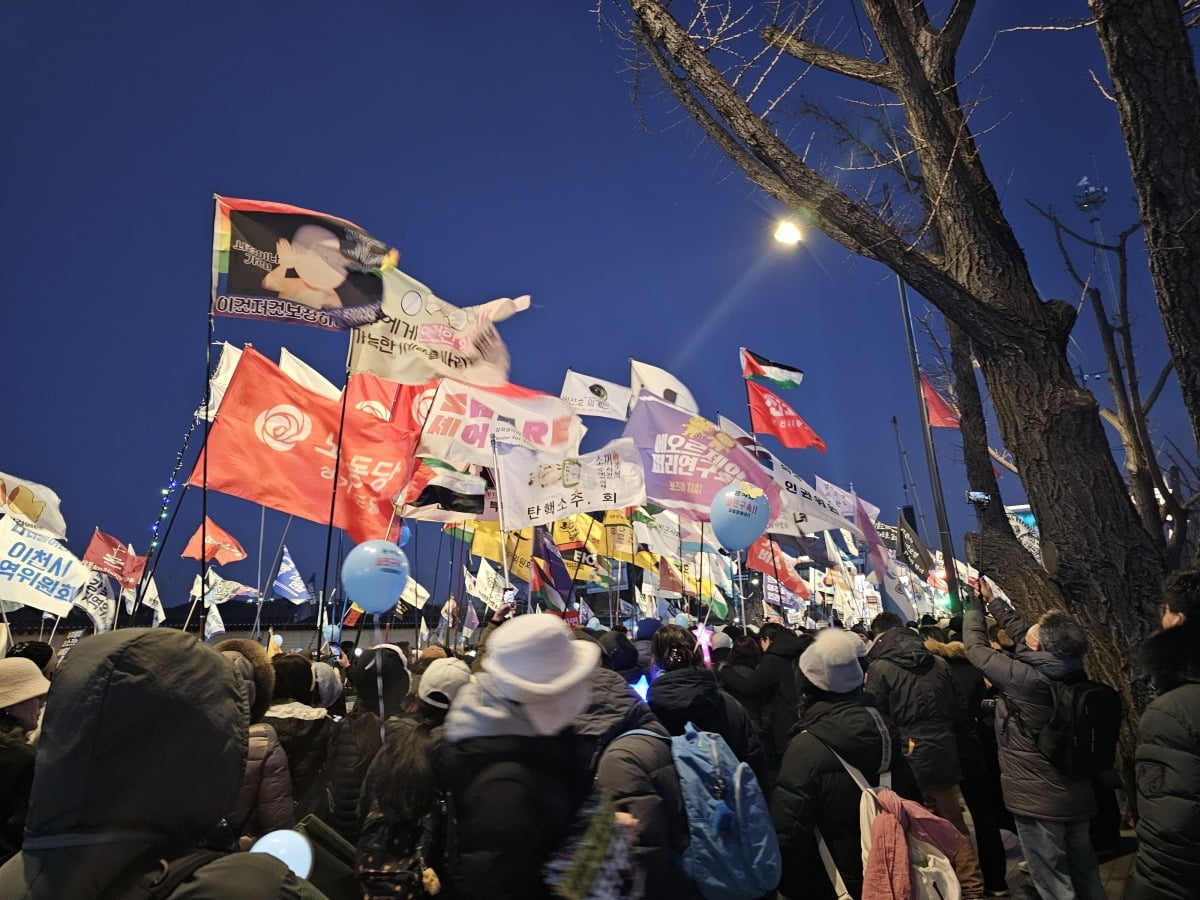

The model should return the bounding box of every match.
[83,529,133,584]
[658,557,687,595]
[345,372,400,422]
[746,380,826,452]
[189,349,417,543]
[181,517,247,565]
[746,535,811,599]
[123,545,148,589]
[920,375,960,428]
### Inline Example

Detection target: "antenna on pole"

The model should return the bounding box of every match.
[892,416,931,542]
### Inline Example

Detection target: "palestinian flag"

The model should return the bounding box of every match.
[403,458,487,517]
[740,348,803,389]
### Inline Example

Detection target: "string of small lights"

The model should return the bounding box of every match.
[147,409,202,551]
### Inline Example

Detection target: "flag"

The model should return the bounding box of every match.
[181,517,247,565]
[343,606,364,628]
[345,372,398,421]
[82,529,137,587]
[273,546,311,604]
[0,471,67,539]
[401,458,487,520]
[76,572,117,633]
[279,348,341,400]
[658,557,687,596]
[204,602,227,641]
[814,477,881,525]
[622,394,781,520]
[762,574,803,612]
[122,572,164,626]
[462,601,480,638]
[746,380,825,452]
[921,374,961,428]
[552,514,606,554]
[197,342,243,422]
[204,572,258,605]
[897,516,935,578]
[349,267,530,386]
[857,495,890,585]
[492,438,645,529]
[418,614,431,648]
[188,349,416,544]
[531,526,572,611]
[601,509,636,564]
[399,576,430,611]
[465,559,508,611]
[0,515,88,616]
[416,378,584,468]
[443,520,475,544]
[212,195,398,330]
[746,535,811,599]
[560,370,631,421]
[468,521,532,582]
[629,360,698,413]
[740,348,803,389]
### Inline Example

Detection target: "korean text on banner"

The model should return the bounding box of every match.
[416,378,584,468]
[559,370,631,421]
[494,437,645,529]
[212,195,397,330]
[0,516,88,616]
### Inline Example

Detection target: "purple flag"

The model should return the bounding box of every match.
[622,393,781,520]
[857,494,890,584]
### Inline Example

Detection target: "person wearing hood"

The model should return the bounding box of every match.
[575,666,699,899]
[963,582,1105,900]
[632,617,662,678]
[1126,569,1200,899]
[718,622,808,771]
[442,614,599,900]
[598,628,642,684]
[216,639,295,850]
[771,629,922,900]
[646,624,770,787]
[265,653,334,816]
[0,629,326,899]
[0,657,50,857]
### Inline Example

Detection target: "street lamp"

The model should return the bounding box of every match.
[774,220,803,245]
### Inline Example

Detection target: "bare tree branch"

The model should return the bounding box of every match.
[762,24,897,88]
[1144,361,1176,414]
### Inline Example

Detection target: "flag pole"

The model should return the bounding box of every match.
[897,278,962,614]
[565,516,601,609]
[319,339,355,628]
[891,416,931,544]
[489,436,518,607]
[253,515,294,641]
[198,200,219,639]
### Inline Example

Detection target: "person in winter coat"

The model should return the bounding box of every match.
[442,614,599,900]
[598,629,642,684]
[922,629,1010,897]
[772,628,922,900]
[963,583,1105,900]
[718,622,807,771]
[633,617,662,678]
[1126,569,1200,899]
[265,653,334,816]
[0,657,49,858]
[216,639,295,849]
[319,644,410,843]
[0,629,327,900]
[866,612,984,896]
[574,666,699,899]
[720,635,768,734]
[646,624,771,788]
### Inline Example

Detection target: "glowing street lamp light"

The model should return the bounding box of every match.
[774,220,803,245]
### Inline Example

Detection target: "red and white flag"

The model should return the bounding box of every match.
[746,380,826,452]
[188,348,417,543]
[746,535,811,599]
[82,529,134,584]
[920,374,960,428]
[181,517,247,566]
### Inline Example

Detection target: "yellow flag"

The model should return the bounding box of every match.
[470,521,532,582]
[553,514,605,554]
[602,509,636,563]
[634,549,658,571]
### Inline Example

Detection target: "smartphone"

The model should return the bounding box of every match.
[329,643,341,660]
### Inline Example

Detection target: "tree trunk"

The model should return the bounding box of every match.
[1091,0,1200,455]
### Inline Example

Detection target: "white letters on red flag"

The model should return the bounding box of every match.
[82,529,134,584]
[746,535,811,599]
[746,380,826,452]
[181,517,247,566]
[189,349,416,544]
[416,378,584,468]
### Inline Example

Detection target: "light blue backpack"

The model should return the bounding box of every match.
[630,722,781,900]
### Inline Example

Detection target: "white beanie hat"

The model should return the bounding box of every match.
[799,628,866,694]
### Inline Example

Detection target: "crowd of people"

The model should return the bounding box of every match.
[0,568,1197,899]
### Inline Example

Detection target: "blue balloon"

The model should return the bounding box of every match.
[709,481,771,551]
[341,539,410,614]
[398,523,412,547]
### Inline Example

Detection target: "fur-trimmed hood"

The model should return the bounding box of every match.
[1141,621,1200,693]
[924,639,968,660]
[215,638,275,723]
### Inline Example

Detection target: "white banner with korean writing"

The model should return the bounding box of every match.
[493,437,645,529]
[0,516,88,616]
[77,572,117,632]
[465,559,508,611]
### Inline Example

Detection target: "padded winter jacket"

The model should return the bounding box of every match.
[962,601,1097,823]
[264,701,333,815]
[924,639,984,761]
[225,722,295,846]
[865,627,963,789]
[718,629,805,765]
[770,692,921,900]
[317,712,385,843]
[1126,622,1200,899]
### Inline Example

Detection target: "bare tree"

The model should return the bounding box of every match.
[610,0,1165,765]
[1090,0,1200,457]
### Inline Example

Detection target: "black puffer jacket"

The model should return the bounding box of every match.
[264,701,333,815]
[924,639,984,761]
[0,724,35,858]
[1126,622,1200,899]
[770,693,922,900]
[648,666,771,787]
[963,601,1097,822]
[574,669,698,899]
[865,626,962,789]
[318,713,384,843]
[718,630,805,765]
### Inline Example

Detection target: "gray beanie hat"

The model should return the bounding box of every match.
[799,628,866,693]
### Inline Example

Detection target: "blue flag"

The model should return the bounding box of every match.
[273,546,311,604]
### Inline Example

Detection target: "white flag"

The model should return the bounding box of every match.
[76,572,116,632]
[399,576,430,610]
[814,476,881,524]
[197,342,243,422]
[0,471,68,539]
[279,348,341,400]
[466,558,508,611]
[629,360,698,413]
[0,516,87,615]
[493,437,645,529]
[205,602,226,640]
[560,370,631,421]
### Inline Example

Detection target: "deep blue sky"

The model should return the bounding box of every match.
[1,2,1186,611]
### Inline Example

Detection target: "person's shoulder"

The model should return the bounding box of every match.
[165,851,319,900]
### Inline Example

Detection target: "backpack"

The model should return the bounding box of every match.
[102,850,225,900]
[1036,676,1122,777]
[811,708,960,900]
[358,793,454,900]
[650,722,781,900]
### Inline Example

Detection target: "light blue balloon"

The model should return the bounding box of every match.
[710,481,771,551]
[398,523,412,547]
[341,539,410,614]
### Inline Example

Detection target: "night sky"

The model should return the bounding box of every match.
[1,2,1185,615]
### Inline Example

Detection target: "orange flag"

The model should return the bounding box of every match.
[181,517,247,565]
[920,375,961,428]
